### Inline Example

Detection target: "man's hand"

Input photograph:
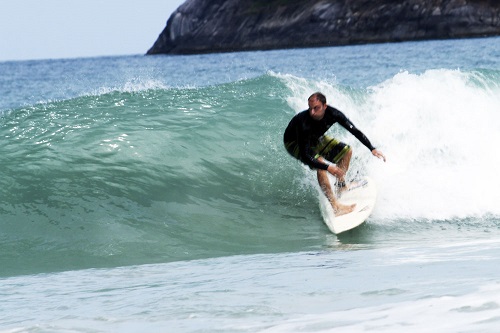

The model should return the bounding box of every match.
[372,149,386,162]
[326,164,345,178]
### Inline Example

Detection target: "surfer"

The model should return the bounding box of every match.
[283,92,386,216]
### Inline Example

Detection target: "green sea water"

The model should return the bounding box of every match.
[1,37,500,332]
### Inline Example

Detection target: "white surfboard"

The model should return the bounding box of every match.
[319,176,377,234]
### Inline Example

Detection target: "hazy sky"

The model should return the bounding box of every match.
[0,0,186,62]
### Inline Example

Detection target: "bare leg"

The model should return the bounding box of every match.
[317,169,355,216]
[336,148,355,192]
[337,148,352,182]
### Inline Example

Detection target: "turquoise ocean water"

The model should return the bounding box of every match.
[1,37,500,332]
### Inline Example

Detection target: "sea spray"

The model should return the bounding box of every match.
[277,69,500,223]
[367,69,500,220]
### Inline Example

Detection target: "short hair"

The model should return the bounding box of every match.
[308,92,326,105]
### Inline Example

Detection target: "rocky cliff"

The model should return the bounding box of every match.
[147,0,500,55]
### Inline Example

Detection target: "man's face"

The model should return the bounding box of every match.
[308,97,327,120]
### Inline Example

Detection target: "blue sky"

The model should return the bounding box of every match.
[0,0,185,62]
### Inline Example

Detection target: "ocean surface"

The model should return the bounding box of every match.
[1,37,500,332]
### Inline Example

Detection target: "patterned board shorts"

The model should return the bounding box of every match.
[285,135,350,165]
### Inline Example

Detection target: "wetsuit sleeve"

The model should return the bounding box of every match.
[336,111,376,151]
[286,113,329,170]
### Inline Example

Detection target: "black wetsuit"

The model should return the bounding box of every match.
[283,106,375,170]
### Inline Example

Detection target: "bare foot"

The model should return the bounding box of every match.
[333,203,356,216]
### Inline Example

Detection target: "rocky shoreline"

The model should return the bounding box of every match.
[147,0,500,55]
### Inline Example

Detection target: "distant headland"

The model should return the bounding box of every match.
[147,0,500,55]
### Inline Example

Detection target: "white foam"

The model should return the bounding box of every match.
[279,70,500,221]
[367,70,500,220]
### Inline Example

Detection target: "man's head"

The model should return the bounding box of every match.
[308,92,327,120]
